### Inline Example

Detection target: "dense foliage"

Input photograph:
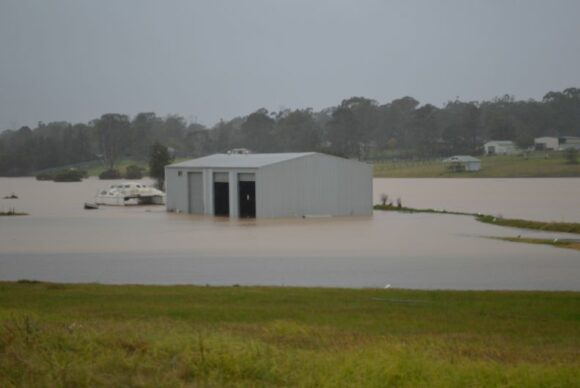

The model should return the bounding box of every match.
[36,168,87,182]
[148,142,173,190]
[124,165,144,179]
[53,169,87,182]
[0,88,579,176]
[98,169,122,180]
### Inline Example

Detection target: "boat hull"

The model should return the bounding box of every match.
[95,195,165,206]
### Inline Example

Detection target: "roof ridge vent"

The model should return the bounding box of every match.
[227,148,251,155]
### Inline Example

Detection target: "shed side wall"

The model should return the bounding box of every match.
[256,154,372,218]
[165,167,189,212]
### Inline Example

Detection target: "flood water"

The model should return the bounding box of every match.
[1,177,579,290]
[374,178,580,222]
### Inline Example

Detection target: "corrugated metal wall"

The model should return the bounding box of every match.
[167,154,372,218]
[256,154,372,218]
[165,168,188,212]
[187,172,203,213]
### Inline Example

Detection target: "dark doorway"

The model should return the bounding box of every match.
[213,182,229,216]
[238,181,256,218]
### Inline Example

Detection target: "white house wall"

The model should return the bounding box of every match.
[534,137,558,150]
[256,154,372,218]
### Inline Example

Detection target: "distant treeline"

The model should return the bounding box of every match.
[1,88,579,176]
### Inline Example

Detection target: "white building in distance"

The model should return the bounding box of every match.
[534,137,559,151]
[535,136,580,151]
[483,140,518,155]
[442,155,481,172]
[165,152,373,218]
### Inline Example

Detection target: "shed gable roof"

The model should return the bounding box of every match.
[443,155,480,163]
[485,140,515,146]
[167,152,315,169]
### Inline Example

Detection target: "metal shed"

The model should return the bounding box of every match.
[483,141,518,155]
[442,155,481,172]
[165,152,372,218]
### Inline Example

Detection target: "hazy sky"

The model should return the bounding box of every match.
[1,0,579,130]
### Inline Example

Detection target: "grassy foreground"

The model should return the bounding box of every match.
[374,153,580,177]
[1,282,579,387]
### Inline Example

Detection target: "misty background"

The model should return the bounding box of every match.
[1,0,580,130]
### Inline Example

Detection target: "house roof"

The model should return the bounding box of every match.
[484,140,515,146]
[443,155,481,163]
[167,152,316,169]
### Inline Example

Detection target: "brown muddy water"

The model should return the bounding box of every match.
[1,177,579,290]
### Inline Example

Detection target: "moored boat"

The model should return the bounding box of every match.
[95,182,165,206]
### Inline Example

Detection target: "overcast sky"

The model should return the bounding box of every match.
[1,0,579,130]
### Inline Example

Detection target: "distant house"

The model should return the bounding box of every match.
[534,136,580,151]
[558,136,580,150]
[483,141,518,155]
[443,155,481,172]
[534,137,559,151]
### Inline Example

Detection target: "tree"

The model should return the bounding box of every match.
[275,109,320,151]
[148,142,173,190]
[543,88,580,136]
[241,108,275,152]
[326,106,359,157]
[439,100,480,155]
[130,112,162,159]
[377,96,419,151]
[409,104,440,157]
[94,113,130,170]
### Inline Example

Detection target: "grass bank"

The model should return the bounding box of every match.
[0,210,27,216]
[476,215,580,234]
[373,204,471,216]
[491,237,580,251]
[374,204,580,235]
[373,152,580,177]
[0,282,578,387]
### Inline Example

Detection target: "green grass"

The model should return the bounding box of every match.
[0,282,578,387]
[374,152,580,177]
[374,204,580,235]
[373,204,471,216]
[477,215,580,234]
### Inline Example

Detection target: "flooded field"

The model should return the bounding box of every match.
[374,178,580,222]
[1,177,579,289]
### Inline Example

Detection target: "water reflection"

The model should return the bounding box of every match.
[0,177,579,289]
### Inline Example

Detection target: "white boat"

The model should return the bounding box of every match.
[95,182,165,206]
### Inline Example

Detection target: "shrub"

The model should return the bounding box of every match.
[125,165,144,179]
[99,169,122,180]
[380,194,388,206]
[35,172,54,181]
[53,169,86,182]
